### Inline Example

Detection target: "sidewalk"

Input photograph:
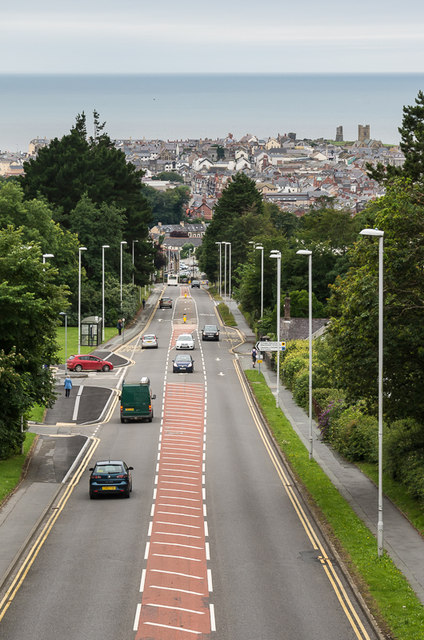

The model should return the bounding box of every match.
[223,295,424,606]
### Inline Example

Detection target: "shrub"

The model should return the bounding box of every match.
[313,389,346,440]
[281,354,308,389]
[384,418,424,503]
[293,371,310,409]
[331,402,378,462]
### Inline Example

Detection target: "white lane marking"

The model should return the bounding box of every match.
[204,521,209,537]
[158,503,201,510]
[153,553,202,562]
[151,569,203,579]
[133,603,142,631]
[150,504,155,517]
[205,542,210,560]
[140,569,146,592]
[144,603,206,615]
[143,622,201,634]
[148,521,153,536]
[156,521,201,529]
[207,569,213,592]
[144,542,150,559]
[155,531,202,539]
[157,511,201,519]
[152,541,204,550]
[72,385,84,421]
[210,604,216,632]
[150,584,204,595]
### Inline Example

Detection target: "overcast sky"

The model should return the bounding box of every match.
[2,0,424,74]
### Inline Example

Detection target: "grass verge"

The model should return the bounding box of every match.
[245,369,424,640]
[55,326,118,362]
[0,433,37,505]
[217,303,236,327]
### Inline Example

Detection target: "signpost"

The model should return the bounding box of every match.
[256,341,286,352]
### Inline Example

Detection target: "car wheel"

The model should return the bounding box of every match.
[148,416,153,423]
[102,365,110,372]
[124,488,130,498]
[89,490,96,499]
[75,364,83,372]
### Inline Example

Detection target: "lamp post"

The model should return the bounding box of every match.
[42,253,54,264]
[224,242,232,298]
[360,227,384,557]
[120,240,127,309]
[215,242,222,297]
[102,245,110,342]
[78,246,87,354]
[255,244,264,319]
[223,242,228,298]
[59,312,67,372]
[270,250,281,408]
[132,239,139,285]
[297,249,313,460]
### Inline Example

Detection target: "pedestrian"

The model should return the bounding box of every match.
[117,318,122,335]
[142,298,146,309]
[64,375,72,398]
[251,347,257,368]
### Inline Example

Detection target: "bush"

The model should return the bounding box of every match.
[313,388,346,440]
[293,371,310,409]
[281,353,308,389]
[331,402,378,462]
[384,418,424,503]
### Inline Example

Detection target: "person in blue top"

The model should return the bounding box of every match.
[64,375,73,398]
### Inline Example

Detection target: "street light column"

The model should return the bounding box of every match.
[224,242,227,298]
[132,239,139,285]
[360,228,384,557]
[120,241,127,309]
[297,249,313,460]
[255,244,264,319]
[270,250,281,408]
[102,245,110,342]
[78,247,87,354]
[215,242,222,297]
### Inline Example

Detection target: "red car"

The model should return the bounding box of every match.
[66,354,114,372]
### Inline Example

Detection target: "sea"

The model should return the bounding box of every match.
[1,73,424,153]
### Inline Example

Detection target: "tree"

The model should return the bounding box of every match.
[0,228,69,456]
[367,90,424,184]
[152,171,184,183]
[327,179,424,422]
[199,173,265,282]
[20,112,153,285]
[144,185,190,225]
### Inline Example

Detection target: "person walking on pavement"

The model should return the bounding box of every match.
[251,347,257,368]
[117,318,123,335]
[64,375,73,398]
[142,298,146,309]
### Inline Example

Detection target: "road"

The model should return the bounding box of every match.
[0,285,378,640]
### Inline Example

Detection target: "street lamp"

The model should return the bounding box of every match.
[102,245,110,342]
[215,242,222,297]
[255,244,264,319]
[297,249,313,460]
[223,242,228,298]
[78,246,87,354]
[132,239,139,285]
[224,242,232,298]
[270,250,281,408]
[59,312,67,372]
[360,227,384,557]
[42,253,54,264]
[120,241,127,308]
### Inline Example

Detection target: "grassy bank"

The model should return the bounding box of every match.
[245,369,424,640]
[55,326,118,363]
[0,433,37,505]
[217,303,237,327]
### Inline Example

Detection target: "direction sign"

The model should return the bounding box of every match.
[256,341,286,352]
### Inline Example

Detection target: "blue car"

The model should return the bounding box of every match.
[173,354,194,373]
[89,460,133,499]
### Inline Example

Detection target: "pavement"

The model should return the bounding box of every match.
[222,294,424,607]
[1,284,424,612]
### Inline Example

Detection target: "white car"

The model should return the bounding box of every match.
[175,333,195,350]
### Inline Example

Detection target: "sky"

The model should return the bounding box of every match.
[2,0,424,74]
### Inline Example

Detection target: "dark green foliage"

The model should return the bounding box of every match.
[330,403,378,462]
[145,185,190,225]
[367,90,424,184]
[384,419,424,503]
[20,112,153,286]
[152,171,184,183]
[288,289,326,318]
[0,228,68,458]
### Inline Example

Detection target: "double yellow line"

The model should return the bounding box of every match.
[234,360,372,640]
[0,436,100,621]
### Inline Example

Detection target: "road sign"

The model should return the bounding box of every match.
[256,341,286,352]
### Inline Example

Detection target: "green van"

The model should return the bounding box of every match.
[120,377,156,423]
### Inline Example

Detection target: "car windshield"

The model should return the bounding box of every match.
[95,464,124,474]
[178,335,192,341]
[175,355,191,362]
[143,335,155,339]
[204,325,217,331]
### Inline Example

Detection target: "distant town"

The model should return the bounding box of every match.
[1,124,403,226]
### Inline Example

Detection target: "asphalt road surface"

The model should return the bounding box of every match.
[0,285,379,640]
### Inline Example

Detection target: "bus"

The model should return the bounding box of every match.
[167,273,179,286]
